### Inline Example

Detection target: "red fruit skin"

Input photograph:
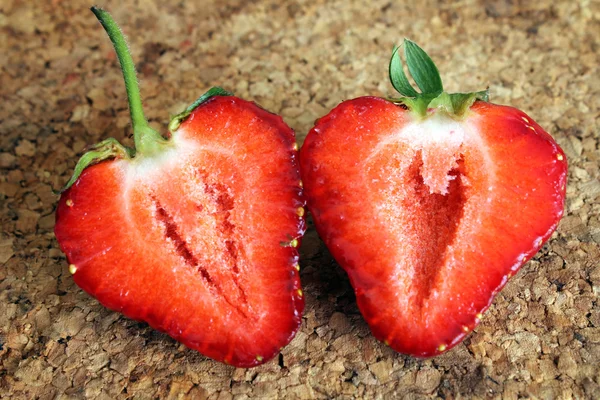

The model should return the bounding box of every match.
[300,96,566,357]
[55,96,305,367]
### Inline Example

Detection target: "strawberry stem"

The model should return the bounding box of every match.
[388,39,488,119]
[91,7,167,156]
[56,9,232,194]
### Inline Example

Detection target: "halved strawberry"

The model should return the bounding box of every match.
[54,8,305,368]
[299,40,566,357]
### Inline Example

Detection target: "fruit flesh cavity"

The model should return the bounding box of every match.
[300,97,566,356]
[56,97,305,367]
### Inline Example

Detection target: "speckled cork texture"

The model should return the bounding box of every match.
[1,0,599,398]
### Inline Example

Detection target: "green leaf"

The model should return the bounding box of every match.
[403,39,443,95]
[169,87,233,132]
[389,45,418,97]
[450,89,489,116]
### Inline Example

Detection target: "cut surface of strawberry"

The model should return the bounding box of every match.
[54,8,304,367]
[300,41,566,357]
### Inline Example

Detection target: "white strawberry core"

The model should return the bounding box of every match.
[364,112,494,320]
[373,113,470,195]
[120,136,257,319]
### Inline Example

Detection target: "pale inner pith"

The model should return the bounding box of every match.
[126,146,252,318]
[366,114,472,308]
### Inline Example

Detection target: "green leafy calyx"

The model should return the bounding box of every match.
[388,39,489,119]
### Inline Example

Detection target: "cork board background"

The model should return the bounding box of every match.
[1,0,599,398]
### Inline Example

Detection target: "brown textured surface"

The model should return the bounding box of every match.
[1,0,599,398]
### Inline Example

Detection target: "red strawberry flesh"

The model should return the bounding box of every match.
[300,97,566,357]
[56,96,305,367]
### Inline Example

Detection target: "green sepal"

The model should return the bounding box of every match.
[428,89,489,118]
[168,87,233,132]
[54,138,133,194]
[392,93,439,117]
[390,90,488,120]
[403,39,443,95]
[389,45,419,97]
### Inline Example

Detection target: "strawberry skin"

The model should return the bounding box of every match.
[300,93,566,354]
[56,95,305,367]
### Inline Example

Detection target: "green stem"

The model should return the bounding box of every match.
[91,7,166,155]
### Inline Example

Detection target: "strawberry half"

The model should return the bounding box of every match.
[299,40,566,357]
[54,8,305,368]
